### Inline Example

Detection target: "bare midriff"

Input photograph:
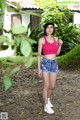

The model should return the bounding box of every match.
[44,54,56,60]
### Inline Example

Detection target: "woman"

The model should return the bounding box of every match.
[38,23,63,114]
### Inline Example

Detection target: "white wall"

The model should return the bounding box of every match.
[22,14,30,27]
[3,12,30,32]
[22,13,30,34]
[2,11,30,56]
[3,12,11,31]
[74,12,80,28]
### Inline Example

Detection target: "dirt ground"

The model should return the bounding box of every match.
[0,66,80,120]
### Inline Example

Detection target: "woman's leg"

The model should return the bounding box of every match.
[42,72,55,114]
[42,72,50,105]
[48,73,57,98]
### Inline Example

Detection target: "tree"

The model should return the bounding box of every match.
[34,0,80,9]
[33,0,56,9]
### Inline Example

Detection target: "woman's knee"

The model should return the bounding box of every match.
[49,85,55,90]
[44,84,49,91]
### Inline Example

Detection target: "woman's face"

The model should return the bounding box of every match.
[46,25,54,35]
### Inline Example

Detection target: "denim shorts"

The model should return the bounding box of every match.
[40,57,59,73]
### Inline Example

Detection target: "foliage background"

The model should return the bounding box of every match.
[30,6,80,55]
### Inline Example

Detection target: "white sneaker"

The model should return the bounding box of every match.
[44,104,54,114]
[48,98,53,108]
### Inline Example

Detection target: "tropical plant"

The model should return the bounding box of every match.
[0,0,40,90]
[0,24,37,90]
[29,28,43,53]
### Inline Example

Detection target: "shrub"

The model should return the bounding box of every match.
[57,44,80,69]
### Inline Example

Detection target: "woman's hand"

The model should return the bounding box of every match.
[38,69,43,79]
[58,39,63,46]
[56,39,63,55]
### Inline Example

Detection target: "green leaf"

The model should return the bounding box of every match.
[33,56,37,63]
[27,12,41,17]
[5,39,15,46]
[32,52,38,56]
[20,40,32,57]
[26,37,37,45]
[0,35,9,42]
[0,0,7,13]
[63,23,73,33]
[3,76,12,91]
[5,67,12,74]
[0,35,15,46]
[11,24,27,34]
[14,37,21,46]
[10,66,20,75]
[0,56,27,64]
[7,56,27,63]
[24,56,33,68]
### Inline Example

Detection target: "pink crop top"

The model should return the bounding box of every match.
[42,36,59,55]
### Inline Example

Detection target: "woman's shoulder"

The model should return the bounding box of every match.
[54,37,58,42]
[39,37,45,44]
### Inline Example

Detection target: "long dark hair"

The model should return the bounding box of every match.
[43,23,55,36]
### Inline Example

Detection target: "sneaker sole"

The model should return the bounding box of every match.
[44,109,54,114]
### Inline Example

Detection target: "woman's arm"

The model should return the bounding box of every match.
[57,45,62,55]
[37,38,43,78]
[56,39,63,55]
